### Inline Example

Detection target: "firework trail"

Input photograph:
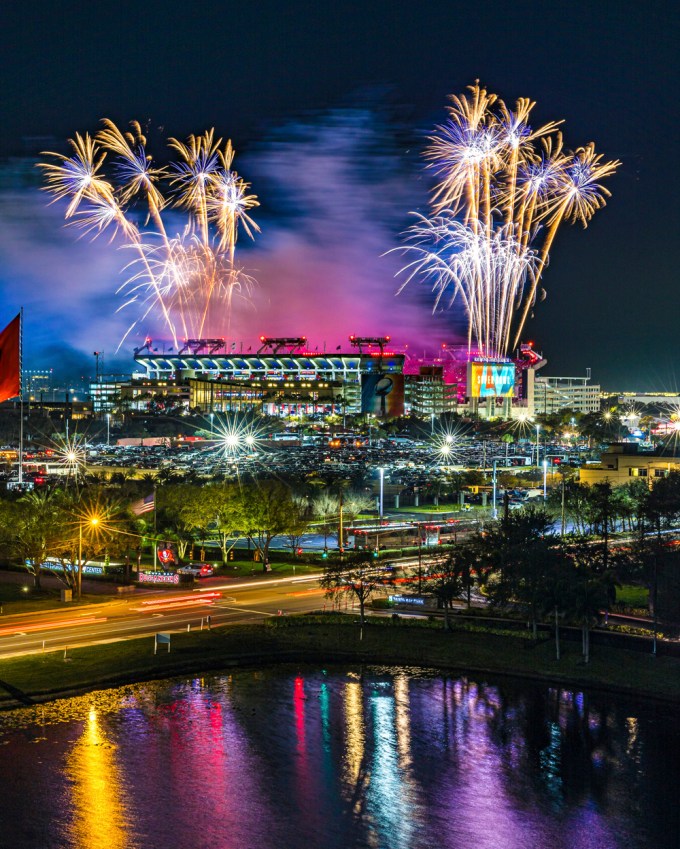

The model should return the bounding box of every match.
[40,124,259,348]
[398,83,619,358]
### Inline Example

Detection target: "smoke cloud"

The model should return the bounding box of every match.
[0,107,463,382]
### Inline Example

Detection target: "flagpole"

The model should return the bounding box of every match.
[18,308,23,486]
[153,483,158,571]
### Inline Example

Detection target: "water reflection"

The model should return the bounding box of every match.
[368,683,416,848]
[65,705,130,849]
[0,668,677,849]
[343,677,365,790]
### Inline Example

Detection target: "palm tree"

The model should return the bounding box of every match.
[12,490,62,589]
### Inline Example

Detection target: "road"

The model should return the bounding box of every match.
[0,574,334,659]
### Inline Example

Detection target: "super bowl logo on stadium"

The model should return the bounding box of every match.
[468,361,516,398]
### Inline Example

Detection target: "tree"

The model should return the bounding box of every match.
[50,488,127,598]
[426,544,479,630]
[10,490,63,589]
[638,472,680,632]
[312,491,340,552]
[238,480,297,570]
[342,491,373,525]
[157,484,205,560]
[587,481,621,571]
[283,495,312,555]
[319,552,387,636]
[565,539,615,663]
[540,546,575,660]
[432,541,478,617]
[210,483,244,562]
[474,508,556,638]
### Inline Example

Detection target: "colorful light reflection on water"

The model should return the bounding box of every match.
[0,667,677,849]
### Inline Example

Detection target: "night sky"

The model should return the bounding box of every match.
[2,0,678,390]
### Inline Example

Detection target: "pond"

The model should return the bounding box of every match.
[0,666,676,849]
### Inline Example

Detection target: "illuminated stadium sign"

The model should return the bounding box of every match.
[361,373,405,417]
[468,361,516,398]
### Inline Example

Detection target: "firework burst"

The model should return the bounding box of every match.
[397,82,619,358]
[40,124,259,348]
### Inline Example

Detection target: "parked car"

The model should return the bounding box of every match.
[177,563,215,578]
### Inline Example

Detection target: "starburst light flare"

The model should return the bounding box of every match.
[52,433,89,478]
[208,415,264,462]
[397,82,619,358]
[40,123,260,348]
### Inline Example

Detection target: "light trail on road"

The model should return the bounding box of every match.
[0,616,108,637]
[0,573,329,658]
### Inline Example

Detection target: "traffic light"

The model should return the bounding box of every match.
[373,550,379,558]
[229,551,234,561]
[322,551,328,559]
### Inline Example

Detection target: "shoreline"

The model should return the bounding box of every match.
[1,618,679,710]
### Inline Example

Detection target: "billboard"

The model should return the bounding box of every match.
[361,373,405,417]
[468,361,515,398]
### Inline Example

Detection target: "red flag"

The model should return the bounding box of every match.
[0,315,20,403]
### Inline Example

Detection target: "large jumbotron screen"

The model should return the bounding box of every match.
[468,361,516,398]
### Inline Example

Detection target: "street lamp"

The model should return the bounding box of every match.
[209,412,214,436]
[492,458,498,520]
[224,432,240,457]
[438,443,452,467]
[543,459,548,501]
[106,413,111,447]
[431,412,435,435]
[535,424,541,467]
[78,516,100,599]
[378,467,385,521]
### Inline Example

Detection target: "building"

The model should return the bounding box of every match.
[579,443,680,487]
[23,369,53,399]
[602,392,680,410]
[128,337,550,421]
[404,367,457,417]
[89,379,128,414]
[188,376,344,416]
[133,339,405,418]
[120,380,190,411]
[534,373,600,415]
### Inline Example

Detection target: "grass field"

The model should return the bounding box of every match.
[616,584,649,608]
[0,615,677,709]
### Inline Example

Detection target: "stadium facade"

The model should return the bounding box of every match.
[121,336,547,420]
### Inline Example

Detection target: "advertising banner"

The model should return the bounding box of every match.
[361,373,404,417]
[468,362,515,398]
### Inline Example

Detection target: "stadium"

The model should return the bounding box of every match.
[120,335,547,420]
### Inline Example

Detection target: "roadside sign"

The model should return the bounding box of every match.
[154,632,171,654]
